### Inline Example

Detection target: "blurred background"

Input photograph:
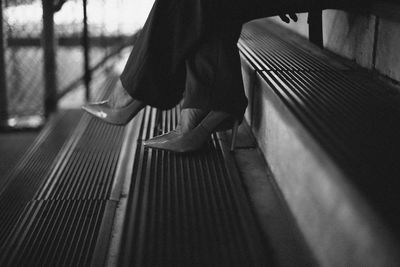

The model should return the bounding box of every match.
[1,1,400,266]
[1,0,153,127]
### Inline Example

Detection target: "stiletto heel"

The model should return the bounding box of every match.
[230,120,239,152]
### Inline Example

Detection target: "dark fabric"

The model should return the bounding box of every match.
[120,0,218,110]
[120,0,368,119]
[181,18,247,119]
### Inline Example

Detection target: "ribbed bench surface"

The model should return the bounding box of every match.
[0,92,272,265]
[119,107,271,267]
[239,21,400,238]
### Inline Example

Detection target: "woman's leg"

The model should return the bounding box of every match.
[120,0,220,110]
[83,0,222,125]
[181,19,247,121]
[143,19,246,145]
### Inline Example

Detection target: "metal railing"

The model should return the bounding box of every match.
[0,0,137,130]
[0,0,7,123]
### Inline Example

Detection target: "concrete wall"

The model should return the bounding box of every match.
[268,9,400,84]
[268,13,310,39]
[239,16,400,264]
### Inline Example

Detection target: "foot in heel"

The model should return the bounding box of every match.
[143,108,208,146]
[82,82,145,125]
[144,111,233,153]
[144,124,211,153]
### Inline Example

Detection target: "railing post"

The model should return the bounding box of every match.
[308,10,323,48]
[83,0,91,101]
[42,0,57,116]
[0,0,8,123]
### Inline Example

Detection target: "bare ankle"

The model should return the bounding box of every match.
[108,83,134,108]
[178,108,208,133]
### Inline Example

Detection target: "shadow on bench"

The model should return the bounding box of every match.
[239,19,400,266]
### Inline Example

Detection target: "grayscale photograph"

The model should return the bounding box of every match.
[0,0,399,266]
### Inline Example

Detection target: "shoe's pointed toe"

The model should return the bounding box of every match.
[82,101,109,119]
[143,139,186,153]
[82,100,144,125]
[143,129,205,153]
[143,138,159,147]
[143,136,173,148]
[143,139,161,147]
[143,130,180,146]
[143,140,163,149]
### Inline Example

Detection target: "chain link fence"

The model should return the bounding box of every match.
[1,0,153,124]
[4,0,44,117]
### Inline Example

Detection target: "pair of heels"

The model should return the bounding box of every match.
[82,101,239,152]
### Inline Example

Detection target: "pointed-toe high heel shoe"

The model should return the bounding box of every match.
[82,99,145,125]
[143,108,208,146]
[143,130,179,146]
[144,111,239,153]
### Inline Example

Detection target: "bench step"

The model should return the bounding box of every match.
[239,19,400,266]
